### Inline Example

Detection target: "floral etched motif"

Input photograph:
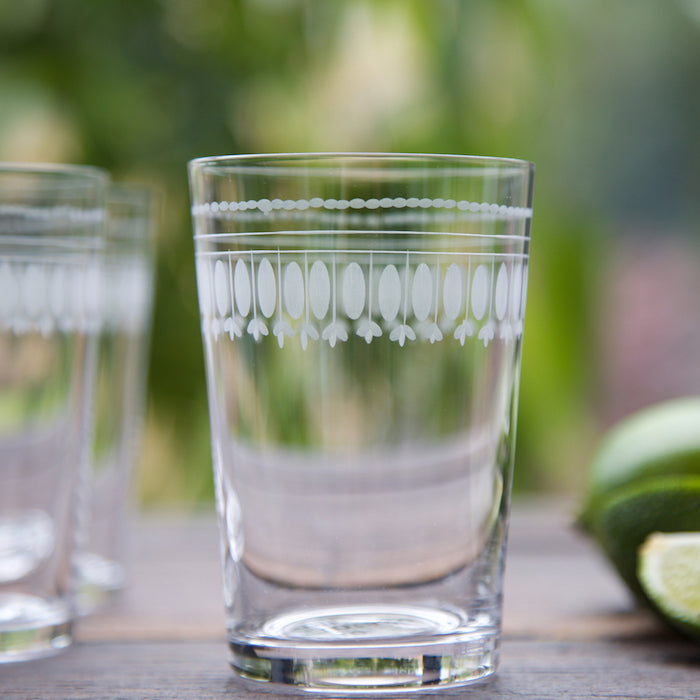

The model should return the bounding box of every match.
[245,251,267,341]
[197,248,528,350]
[194,193,531,348]
[0,260,103,335]
[356,252,383,344]
[272,251,294,347]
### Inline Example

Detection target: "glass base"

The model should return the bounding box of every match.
[0,593,72,663]
[229,604,498,694]
[75,551,125,615]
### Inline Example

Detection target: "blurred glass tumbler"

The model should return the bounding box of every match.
[189,153,534,692]
[0,163,107,661]
[76,184,155,613]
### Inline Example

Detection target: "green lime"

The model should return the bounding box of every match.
[586,475,700,600]
[579,397,700,529]
[638,531,700,639]
[578,398,700,638]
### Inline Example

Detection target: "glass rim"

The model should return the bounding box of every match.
[0,161,109,184]
[107,182,155,215]
[188,152,535,177]
[0,163,109,240]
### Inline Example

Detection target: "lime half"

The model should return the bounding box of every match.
[579,397,700,529]
[639,532,700,639]
[589,475,700,600]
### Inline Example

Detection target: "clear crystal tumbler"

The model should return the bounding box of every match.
[188,153,534,692]
[0,163,107,661]
[76,184,156,613]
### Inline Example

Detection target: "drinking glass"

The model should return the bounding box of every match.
[0,163,107,661]
[188,153,534,692]
[76,184,156,614]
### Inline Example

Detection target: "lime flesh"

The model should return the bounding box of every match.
[579,398,700,639]
[639,532,700,639]
[589,476,700,601]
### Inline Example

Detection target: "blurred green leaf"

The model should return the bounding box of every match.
[1,0,698,501]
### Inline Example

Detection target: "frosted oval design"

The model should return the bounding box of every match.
[123,265,151,326]
[510,263,523,318]
[195,248,528,347]
[68,267,85,318]
[309,261,330,319]
[495,263,509,321]
[342,262,365,320]
[234,260,251,316]
[0,263,19,316]
[471,265,489,321]
[84,263,101,319]
[214,260,230,317]
[48,266,67,317]
[411,263,432,322]
[283,262,304,319]
[196,259,212,316]
[23,265,46,318]
[442,263,463,320]
[378,265,401,321]
[257,258,276,318]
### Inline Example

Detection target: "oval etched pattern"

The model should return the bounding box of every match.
[442,263,463,320]
[0,263,19,317]
[471,265,489,321]
[196,259,212,316]
[342,262,365,320]
[378,264,401,321]
[23,265,46,319]
[84,263,101,319]
[495,263,509,321]
[411,263,432,322]
[233,259,251,317]
[68,267,85,318]
[257,258,276,318]
[123,266,150,324]
[309,260,330,319]
[510,262,523,319]
[283,262,304,319]
[214,260,230,317]
[48,266,67,318]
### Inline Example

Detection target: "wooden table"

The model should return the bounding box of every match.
[2,499,699,698]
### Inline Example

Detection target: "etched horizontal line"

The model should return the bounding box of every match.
[194,229,529,242]
[195,249,529,260]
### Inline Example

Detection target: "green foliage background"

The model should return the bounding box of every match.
[1,0,699,502]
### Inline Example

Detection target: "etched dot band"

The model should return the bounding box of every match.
[0,204,105,227]
[192,197,532,219]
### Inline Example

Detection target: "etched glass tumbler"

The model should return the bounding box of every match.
[0,163,106,661]
[76,184,156,613]
[189,154,534,692]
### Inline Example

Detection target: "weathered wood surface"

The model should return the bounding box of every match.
[2,499,699,699]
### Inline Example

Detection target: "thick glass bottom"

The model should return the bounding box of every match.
[75,551,125,615]
[229,604,498,694]
[0,593,72,663]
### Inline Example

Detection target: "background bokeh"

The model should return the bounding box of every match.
[1,0,699,504]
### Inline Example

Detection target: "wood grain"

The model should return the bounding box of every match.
[2,638,698,699]
[2,499,698,699]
